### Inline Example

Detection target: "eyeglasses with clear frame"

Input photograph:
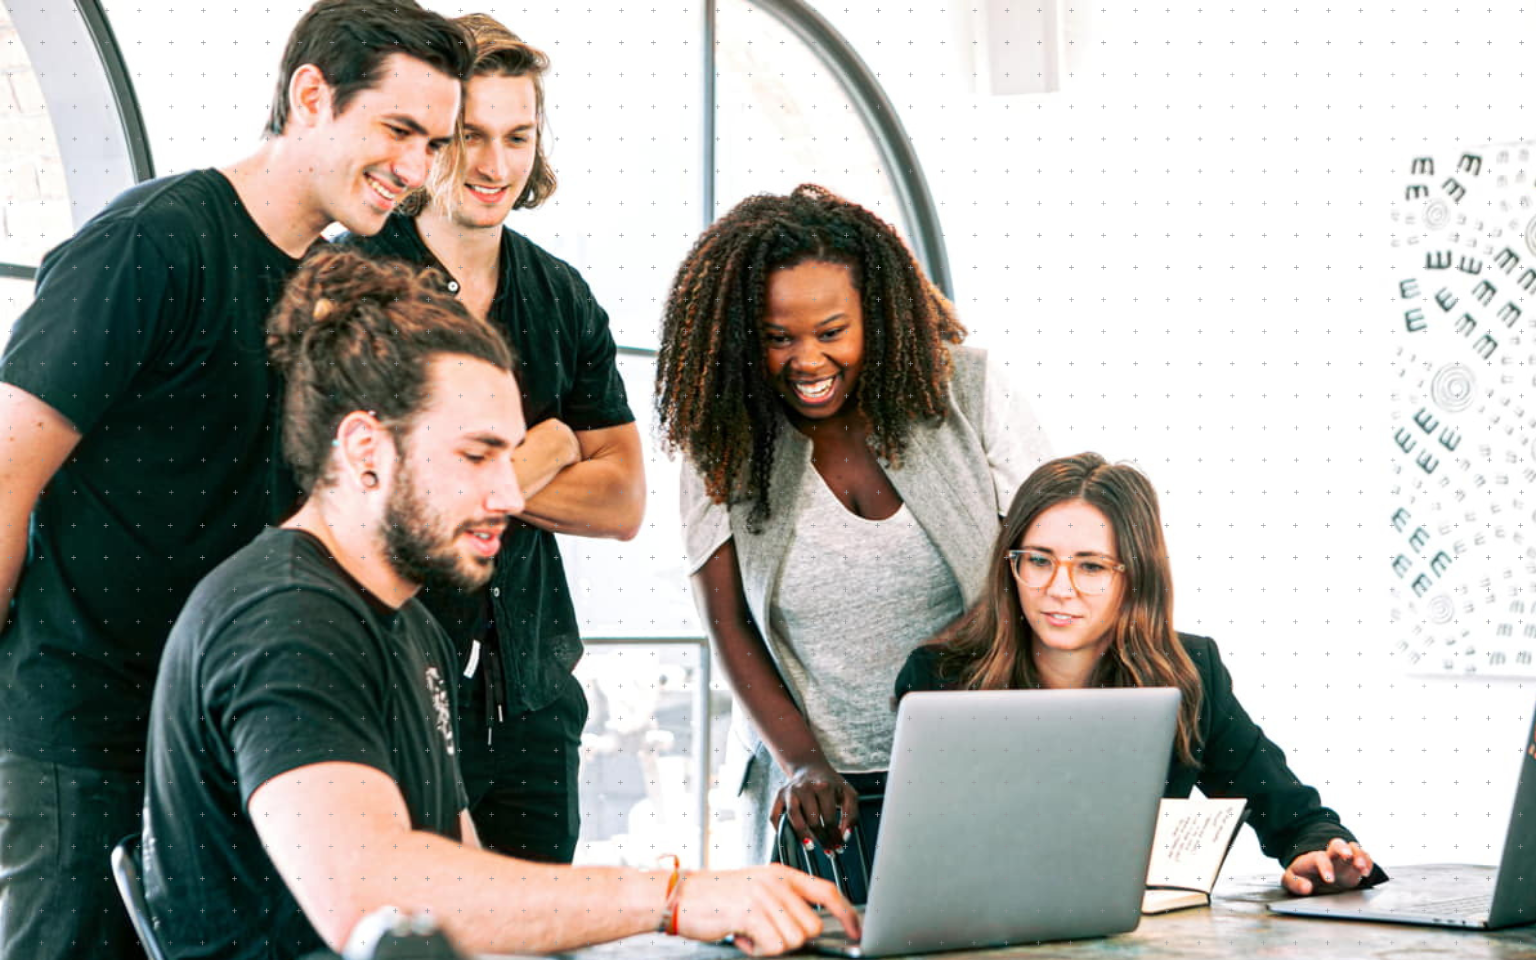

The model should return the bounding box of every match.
[1006,548,1126,595]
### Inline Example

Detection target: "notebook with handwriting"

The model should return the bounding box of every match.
[1142,798,1248,914]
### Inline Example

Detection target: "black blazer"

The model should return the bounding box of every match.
[897,632,1386,876]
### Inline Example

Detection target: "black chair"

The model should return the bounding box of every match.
[111,833,169,960]
[773,792,884,906]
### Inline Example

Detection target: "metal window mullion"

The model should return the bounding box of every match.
[695,642,712,868]
[704,1,718,225]
[699,0,718,865]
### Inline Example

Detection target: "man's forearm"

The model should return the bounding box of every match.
[514,422,645,540]
[320,831,667,953]
[517,456,645,539]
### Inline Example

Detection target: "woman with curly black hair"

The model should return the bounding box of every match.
[656,184,1051,868]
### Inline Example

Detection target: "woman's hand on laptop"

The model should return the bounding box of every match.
[676,864,862,955]
[772,761,859,853]
[1282,838,1375,895]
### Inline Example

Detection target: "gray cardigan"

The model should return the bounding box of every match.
[680,347,1051,859]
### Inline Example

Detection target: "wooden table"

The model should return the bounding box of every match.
[518,870,1536,960]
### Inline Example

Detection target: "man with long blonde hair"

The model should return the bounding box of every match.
[341,13,644,864]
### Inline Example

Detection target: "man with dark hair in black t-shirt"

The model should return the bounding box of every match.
[0,4,469,957]
[143,247,856,960]
[342,14,645,865]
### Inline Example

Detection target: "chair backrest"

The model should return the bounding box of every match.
[773,793,884,906]
[111,833,169,960]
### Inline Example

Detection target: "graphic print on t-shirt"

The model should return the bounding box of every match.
[426,666,456,757]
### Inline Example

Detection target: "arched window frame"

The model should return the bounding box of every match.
[705,0,952,301]
[2,0,153,282]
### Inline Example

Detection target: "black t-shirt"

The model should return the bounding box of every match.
[0,169,302,769]
[143,527,467,960]
[340,217,633,713]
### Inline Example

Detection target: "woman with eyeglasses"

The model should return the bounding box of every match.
[656,185,1051,868]
[896,452,1387,896]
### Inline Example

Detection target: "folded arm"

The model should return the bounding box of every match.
[513,421,644,540]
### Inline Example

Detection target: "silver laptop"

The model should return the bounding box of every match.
[1269,704,1536,930]
[811,687,1180,957]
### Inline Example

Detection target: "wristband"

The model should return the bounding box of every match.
[665,871,690,936]
[656,855,684,935]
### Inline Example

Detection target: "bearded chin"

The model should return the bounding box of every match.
[382,476,495,594]
[386,528,487,593]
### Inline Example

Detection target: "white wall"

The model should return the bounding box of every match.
[807,2,1536,873]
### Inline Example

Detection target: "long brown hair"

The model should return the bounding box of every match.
[655,184,965,529]
[403,13,557,216]
[934,453,1203,764]
[267,247,515,493]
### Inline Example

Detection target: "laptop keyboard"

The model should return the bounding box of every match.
[1411,893,1493,918]
[815,905,867,943]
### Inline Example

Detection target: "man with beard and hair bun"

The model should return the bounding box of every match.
[140,248,858,960]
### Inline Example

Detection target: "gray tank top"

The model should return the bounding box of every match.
[767,466,965,772]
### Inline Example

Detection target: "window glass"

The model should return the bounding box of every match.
[558,357,746,867]
[558,352,698,639]
[714,0,906,231]
[0,276,32,344]
[498,4,705,350]
[574,643,734,868]
[0,1,71,269]
[98,2,285,177]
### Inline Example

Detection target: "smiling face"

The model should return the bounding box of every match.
[381,353,527,593]
[761,259,866,422]
[312,52,461,236]
[1015,499,1126,668]
[444,73,540,230]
